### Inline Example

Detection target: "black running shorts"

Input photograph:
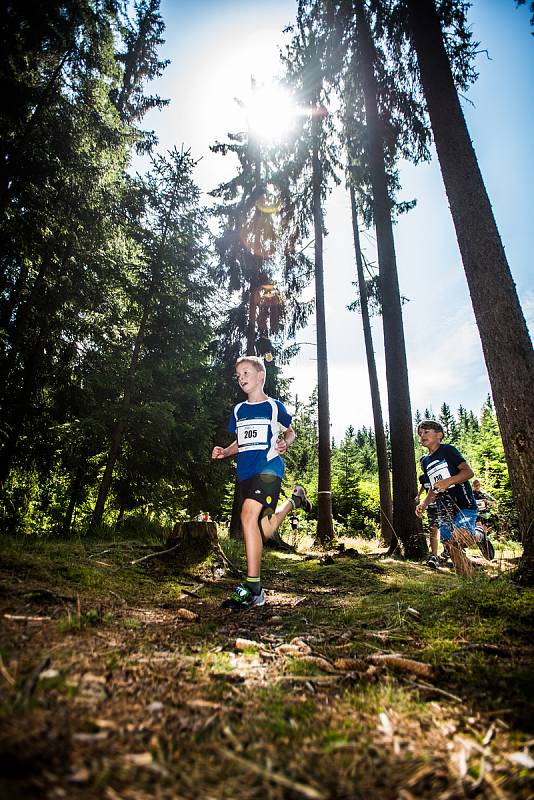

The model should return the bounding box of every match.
[238,473,282,518]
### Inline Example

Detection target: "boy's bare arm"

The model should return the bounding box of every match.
[432,461,474,493]
[416,489,436,517]
[275,425,295,454]
[212,440,238,459]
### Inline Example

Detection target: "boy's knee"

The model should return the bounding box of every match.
[241,502,261,528]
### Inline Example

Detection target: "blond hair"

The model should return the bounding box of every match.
[235,355,265,374]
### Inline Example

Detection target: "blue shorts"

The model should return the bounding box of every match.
[438,508,477,542]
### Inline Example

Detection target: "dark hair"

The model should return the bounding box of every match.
[417,419,444,436]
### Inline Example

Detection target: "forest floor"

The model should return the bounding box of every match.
[0,530,533,800]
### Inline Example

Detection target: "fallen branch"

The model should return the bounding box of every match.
[130,543,181,565]
[0,653,16,686]
[402,677,462,703]
[218,747,326,799]
[3,613,52,622]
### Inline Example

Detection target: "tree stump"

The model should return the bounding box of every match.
[165,520,219,564]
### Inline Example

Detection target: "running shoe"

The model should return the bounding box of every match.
[476,533,495,561]
[221,585,265,610]
[291,485,313,513]
[426,555,440,570]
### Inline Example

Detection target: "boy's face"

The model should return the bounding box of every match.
[236,363,264,395]
[418,426,443,450]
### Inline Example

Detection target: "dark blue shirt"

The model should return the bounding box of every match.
[420,444,476,511]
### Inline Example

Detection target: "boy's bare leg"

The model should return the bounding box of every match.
[241,497,295,577]
[259,498,294,540]
[241,498,265,577]
[449,526,477,577]
[430,526,439,557]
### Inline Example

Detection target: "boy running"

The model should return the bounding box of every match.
[212,356,312,609]
[415,419,479,577]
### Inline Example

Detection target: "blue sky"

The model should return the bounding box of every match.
[144,0,533,439]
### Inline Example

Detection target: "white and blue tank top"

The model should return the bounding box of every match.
[229,398,292,481]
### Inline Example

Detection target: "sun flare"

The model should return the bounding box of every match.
[245,83,298,142]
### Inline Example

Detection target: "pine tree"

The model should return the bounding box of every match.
[349,189,393,545]
[282,14,341,544]
[92,149,211,526]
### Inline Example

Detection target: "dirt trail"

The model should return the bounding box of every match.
[1,539,533,799]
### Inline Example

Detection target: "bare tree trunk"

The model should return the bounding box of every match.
[62,464,85,534]
[349,186,394,547]
[246,284,257,355]
[354,2,425,559]
[312,101,334,545]
[407,0,534,583]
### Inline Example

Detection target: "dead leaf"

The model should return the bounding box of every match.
[93,719,118,730]
[235,638,260,650]
[123,752,153,767]
[507,751,534,769]
[39,668,60,680]
[378,711,394,737]
[73,731,109,742]
[482,723,496,746]
[81,672,107,684]
[68,767,91,783]
[186,699,221,710]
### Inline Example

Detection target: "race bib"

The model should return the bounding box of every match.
[237,421,269,447]
[426,459,452,489]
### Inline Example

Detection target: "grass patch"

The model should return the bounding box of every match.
[253,685,316,741]
[58,608,112,633]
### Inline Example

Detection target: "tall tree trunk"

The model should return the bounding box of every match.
[91,298,151,527]
[62,464,85,535]
[349,186,394,547]
[407,0,534,583]
[246,283,257,355]
[311,101,334,545]
[354,3,425,559]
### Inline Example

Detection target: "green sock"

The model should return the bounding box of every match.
[245,576,261,596]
